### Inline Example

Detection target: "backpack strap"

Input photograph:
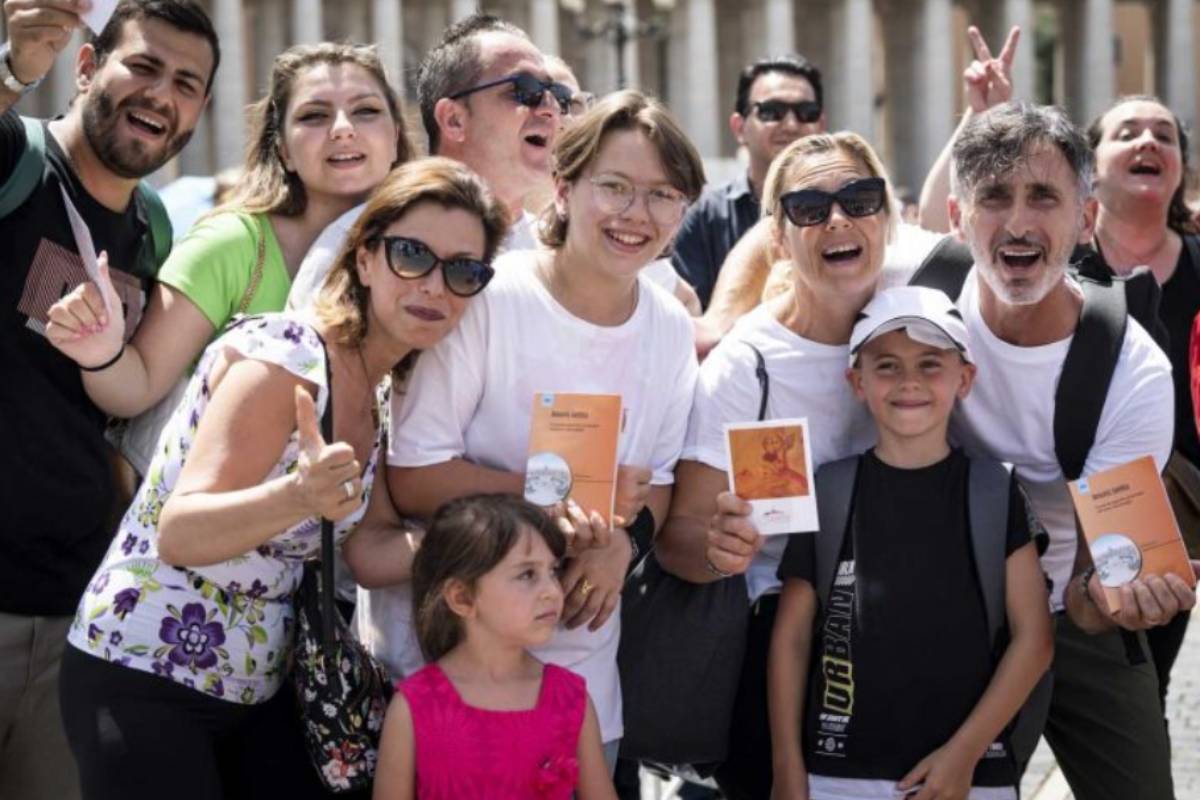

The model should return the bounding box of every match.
[135,181,172,272]
[1054,275,1127,482]
[967,457,1014,655]
[0,116,47,219]
[908,236,974,300]
[814,456,861,611]
[747,343,769,422]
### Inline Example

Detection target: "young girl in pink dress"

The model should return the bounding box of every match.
[373,495,617,800]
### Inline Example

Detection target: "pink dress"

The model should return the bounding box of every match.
[399,662,587,800]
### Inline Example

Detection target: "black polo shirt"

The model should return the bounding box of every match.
[670,172,761,309]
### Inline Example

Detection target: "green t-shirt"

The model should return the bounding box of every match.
[157,211,289,330]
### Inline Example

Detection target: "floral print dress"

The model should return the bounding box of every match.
[67,314,383,705]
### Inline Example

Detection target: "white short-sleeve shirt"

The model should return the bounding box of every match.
[683,305,878,602]
[363,250,699,742]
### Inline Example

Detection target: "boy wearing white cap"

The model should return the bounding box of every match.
[768,286,1054,800]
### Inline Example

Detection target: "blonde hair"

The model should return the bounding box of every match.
[219,42,412,217]
[313,157,508,357]
[761,132,897,243]
[538,89,705,248]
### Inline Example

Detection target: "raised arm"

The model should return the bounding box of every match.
[917,25,1020,233]
[157,363,362,567]
[656,459,763,584]
[45,212,269,416]
[1,1,87,116]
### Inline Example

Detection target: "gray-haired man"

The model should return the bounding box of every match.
[942,102,1193,800]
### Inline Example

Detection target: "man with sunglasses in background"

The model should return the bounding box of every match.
[671,55,824,310]
[288,13,566,308]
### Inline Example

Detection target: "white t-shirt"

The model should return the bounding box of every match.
[285,206,539,310]
[363,250,699,742]
[682,305,877,602]
[950,269,1174,610]
[642,258,680,292]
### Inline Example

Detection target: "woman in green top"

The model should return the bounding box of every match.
[45,41,411,431]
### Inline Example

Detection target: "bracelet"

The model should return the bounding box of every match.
[705,557,733,579]
[79,344,125,373]
[1077,565,1098,608]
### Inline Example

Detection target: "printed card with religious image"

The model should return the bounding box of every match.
[1069,455,1197,613]
[524,392,623,525]
[724,417,817,535]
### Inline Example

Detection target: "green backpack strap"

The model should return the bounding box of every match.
[967,457,1013,654]
[813,456,861,611]
[0,116,47,219]
[134,181,172,275]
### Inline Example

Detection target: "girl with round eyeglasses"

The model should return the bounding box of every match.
[361,90,705,771]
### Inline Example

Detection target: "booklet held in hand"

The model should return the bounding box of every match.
[725,417,817,535]
[524,393,622,525]
[1069,455,1197,613]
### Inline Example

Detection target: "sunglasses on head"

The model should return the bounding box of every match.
[448,72,573,115]
[779,177,887,227]
[376,236,494,298]
[750,99,822,124]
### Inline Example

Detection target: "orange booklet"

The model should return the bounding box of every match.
[524,393,622,524]
[1068,455,1197,612]
[725,418,817,535]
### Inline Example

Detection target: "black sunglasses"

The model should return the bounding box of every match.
[448,72,572,115]
[377,236,494,298]
[779,177,887,227]
[750,99,822,124]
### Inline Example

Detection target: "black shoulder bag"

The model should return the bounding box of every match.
[291,342,393,793]
[616,344,768,768]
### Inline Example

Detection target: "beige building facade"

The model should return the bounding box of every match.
[2,0,1196,195]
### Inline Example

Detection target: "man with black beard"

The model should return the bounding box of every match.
[0,2,217,797]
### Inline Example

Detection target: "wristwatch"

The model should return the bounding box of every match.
[0,43,44,96]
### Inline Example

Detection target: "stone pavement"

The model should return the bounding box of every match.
[1022,608,1200,800]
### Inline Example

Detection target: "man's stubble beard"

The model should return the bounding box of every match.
[960,214,1078,308]
[82,88,194,180]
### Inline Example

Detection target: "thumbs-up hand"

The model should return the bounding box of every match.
[45,251,127,369]
[293,385,363,522]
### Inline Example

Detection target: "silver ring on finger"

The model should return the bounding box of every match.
[341,479,355,500]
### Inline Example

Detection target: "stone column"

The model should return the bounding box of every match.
[293,0,324,44]
[451,0,477,23]
[682,0,720,157]
[887,0,952,195]
[765,0,795,56]
[829,0,874,141]
[999,0,1035,102]
[255,0,288,88]
[213,0,248,171]
[372,0,404,89]
[530,0,560,57]
[1063,0,1114,125]
[1158,0,1196,133]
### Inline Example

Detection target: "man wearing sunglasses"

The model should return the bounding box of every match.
[288,13,563,309]
[671,54,825,310]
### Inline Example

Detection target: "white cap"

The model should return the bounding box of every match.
[849,286,971,364]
